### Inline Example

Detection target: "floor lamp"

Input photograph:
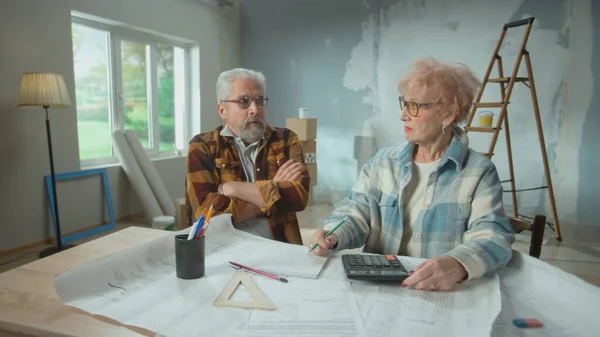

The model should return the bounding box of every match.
[18,72,75,258]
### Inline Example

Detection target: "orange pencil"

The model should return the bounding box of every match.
[197,204,214,238]
[205,204,214,223]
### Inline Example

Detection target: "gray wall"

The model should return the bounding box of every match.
[0,0,241,251]
[242,0,600,226]
[578,0,600,223]
[242,0,396,202]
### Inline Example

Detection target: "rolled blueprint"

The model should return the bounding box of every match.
[112,130,163,224]
[124,130,176,216]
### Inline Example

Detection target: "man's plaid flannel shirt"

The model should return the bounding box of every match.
[185,124,310,245]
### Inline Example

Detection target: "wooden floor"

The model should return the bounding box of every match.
[2,204,600,287]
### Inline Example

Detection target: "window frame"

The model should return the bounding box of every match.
[72,16,192,168]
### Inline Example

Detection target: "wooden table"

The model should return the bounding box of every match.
[0,227,170,337]
[3,225,598,337]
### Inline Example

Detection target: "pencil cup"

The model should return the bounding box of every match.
[175,234,205,279]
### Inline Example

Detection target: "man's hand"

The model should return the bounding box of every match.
[220,182,266,208]
[401,256,468,291]
[273,159,304,182]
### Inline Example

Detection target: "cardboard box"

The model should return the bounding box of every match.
[306,163,317,185]
[299,139,316,153]
[286,118,317,140]
[300,140,316,164]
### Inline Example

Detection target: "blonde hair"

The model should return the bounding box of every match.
[399,57,481,124]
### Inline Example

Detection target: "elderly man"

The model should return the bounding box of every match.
[185,68,310,244]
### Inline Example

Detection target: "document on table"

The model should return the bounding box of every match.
[199,215,329,279]
[53,214,336,337]
[147,278,367,337]
[492,251,600,337]
[242,278,366,337]
[360,274,501,337]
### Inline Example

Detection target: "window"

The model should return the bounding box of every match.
[71,16,190,166]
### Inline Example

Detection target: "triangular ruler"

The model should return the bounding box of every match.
[213,270,276,311]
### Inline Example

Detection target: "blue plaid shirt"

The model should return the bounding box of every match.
[324,126,515,279]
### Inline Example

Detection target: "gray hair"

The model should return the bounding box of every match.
[216,68,267,102]
[399,57,481,124]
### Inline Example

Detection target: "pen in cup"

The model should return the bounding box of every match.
[198,205,214,238]
[193,216,206,239]
[187,215,203,240]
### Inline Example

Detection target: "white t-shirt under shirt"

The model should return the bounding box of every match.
[399,159,440,256]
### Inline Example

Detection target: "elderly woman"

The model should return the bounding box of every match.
[310,57,515,291]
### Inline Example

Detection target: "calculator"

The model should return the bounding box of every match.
[342,254,410,282]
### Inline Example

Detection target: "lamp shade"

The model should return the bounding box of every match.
[18,72,72,108]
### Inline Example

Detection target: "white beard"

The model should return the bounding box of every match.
[240,123,266,144]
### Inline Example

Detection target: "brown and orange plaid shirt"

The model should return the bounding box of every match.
[185,124,310,245]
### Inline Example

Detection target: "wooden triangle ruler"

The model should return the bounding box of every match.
[213,270,276,311]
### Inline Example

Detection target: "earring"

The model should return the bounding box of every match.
[442,124,447,134]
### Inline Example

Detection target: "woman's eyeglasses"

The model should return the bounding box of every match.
[221,95,269,109]
[398,96,439,117]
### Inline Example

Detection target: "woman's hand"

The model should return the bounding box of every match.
[308,229,338,256]
[402,256,467,291]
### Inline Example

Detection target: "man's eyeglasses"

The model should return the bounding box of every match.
[398,96,439,117]
[221,95,269,109]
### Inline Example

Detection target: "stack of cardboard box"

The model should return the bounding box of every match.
[286,118,317,204]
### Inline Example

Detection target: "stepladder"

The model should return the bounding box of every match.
[464,17,562,241]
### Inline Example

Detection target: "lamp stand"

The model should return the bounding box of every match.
[39,106,75,258]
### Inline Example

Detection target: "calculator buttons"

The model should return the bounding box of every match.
[342,254,409,281]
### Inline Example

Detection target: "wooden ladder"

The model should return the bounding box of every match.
[464,17,562,241]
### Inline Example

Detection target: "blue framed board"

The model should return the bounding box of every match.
[45,168,116,244]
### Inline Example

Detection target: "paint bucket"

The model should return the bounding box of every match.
[478,111,494,128]
[299,108,309,118]
[153,215,175,231]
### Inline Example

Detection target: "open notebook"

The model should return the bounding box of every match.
[239,240,331,279]
[203,214,330,279]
